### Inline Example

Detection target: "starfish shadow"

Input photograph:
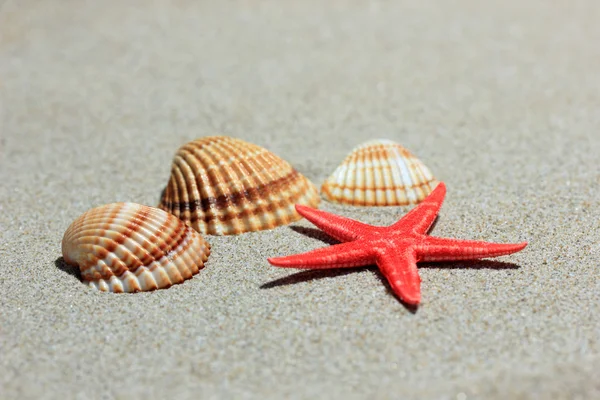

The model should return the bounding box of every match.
[289,226,340,245]
[418,259,520,270]
[260,267,370,289]
[262,267,419,313]
[55,256,82,281]
[371,259,520,312]
[266,184,527,311]
[262,259,521,313]
[426,216,440,234]
[292,217,439,243]
[361,269,419,313]
[289,218,438,312]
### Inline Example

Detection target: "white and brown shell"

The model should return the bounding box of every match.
[62,203,210,293]
[321,139,438,206]
[158,136,320,235]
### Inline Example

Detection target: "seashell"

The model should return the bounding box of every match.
[321,139,438,206]
[62,203,210,293]
[158,136,320,235]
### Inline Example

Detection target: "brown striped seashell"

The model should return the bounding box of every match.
[158,136,320,235]
[321,139,438,206]
[62,203,210,293]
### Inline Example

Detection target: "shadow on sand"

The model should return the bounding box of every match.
[262,222,521,313]
[54,257,82,281]
[289,226,340,245]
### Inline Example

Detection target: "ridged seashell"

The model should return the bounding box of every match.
[62,203,210,293]
[321,139,438,206]
[158,136,320,235]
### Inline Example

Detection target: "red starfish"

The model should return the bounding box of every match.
[268,182,527,305]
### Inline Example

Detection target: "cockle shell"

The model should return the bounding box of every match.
[62,203,210,293]
[158,136,320,235]
[321,139,438,206]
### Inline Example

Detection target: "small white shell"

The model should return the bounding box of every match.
[321,139,438,206]
[62,203,210,292]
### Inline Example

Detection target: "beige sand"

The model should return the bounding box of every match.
[1,1,599,399]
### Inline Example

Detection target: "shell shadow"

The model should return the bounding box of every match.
[54,257,81,281]
[158,186,166,205]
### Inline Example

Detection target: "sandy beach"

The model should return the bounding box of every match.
[1,1,599,398]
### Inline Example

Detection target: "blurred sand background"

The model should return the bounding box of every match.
[1,1,599,398]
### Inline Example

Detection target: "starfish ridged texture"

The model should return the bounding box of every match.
[268,182,527,305]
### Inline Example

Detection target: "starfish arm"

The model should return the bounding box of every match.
[295,204,375,242]
[390,182,446,234]
[268,241,375,269]
[375,247,421,305]
[418,236,528,262]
